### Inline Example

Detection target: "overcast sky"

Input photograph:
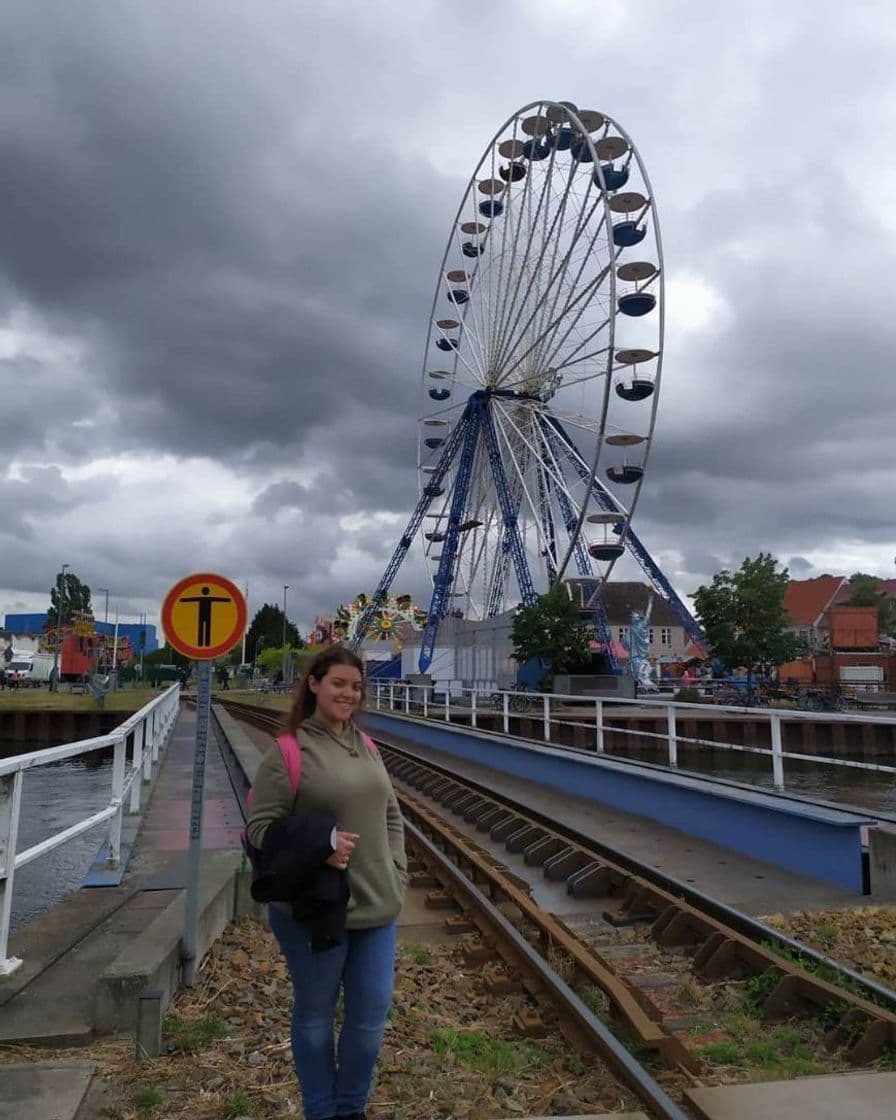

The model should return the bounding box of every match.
[2,0,894,640]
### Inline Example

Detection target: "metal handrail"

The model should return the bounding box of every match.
[0,684,181,976]
[370,681,896,795]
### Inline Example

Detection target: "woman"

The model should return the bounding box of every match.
[248,646,407,1120]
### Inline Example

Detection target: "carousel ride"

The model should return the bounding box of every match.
[351,100,700,671]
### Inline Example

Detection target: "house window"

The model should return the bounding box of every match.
[648,628,655,644]
[618,626,628,642]
[660,627,672,647]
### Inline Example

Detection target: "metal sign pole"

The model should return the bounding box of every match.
[182,659,211,986]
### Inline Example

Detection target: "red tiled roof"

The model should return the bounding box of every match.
[783,576,846,626]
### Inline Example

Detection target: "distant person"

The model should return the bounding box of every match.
[247,646,406,1120]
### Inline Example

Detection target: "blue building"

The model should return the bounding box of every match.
[3,613,159,653]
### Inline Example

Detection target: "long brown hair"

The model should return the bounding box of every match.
[285,645,365,735]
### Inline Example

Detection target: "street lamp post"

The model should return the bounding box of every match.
[282,585,289,686]
[51,564,69,692]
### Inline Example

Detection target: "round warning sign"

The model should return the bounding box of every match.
[161,573,247,660]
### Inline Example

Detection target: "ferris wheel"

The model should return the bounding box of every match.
[420,103,662,602]
[354,100,668,670]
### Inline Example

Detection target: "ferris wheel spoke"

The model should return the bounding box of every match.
[499,264,612,387]
[532,272,614,380]
[526,186,604,372]
[493,400,568,497]
[530,233,613,375]
[528,163,591,371]
[489,145,569,376]
[491,158,578,378]
[491,405,553,563]
[483,121,544,374]
[480,130,526,376]
[494,193,606,387]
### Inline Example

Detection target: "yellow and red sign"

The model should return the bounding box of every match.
[161,572,247,660]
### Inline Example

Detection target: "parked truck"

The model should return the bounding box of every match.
[5,651,55,687]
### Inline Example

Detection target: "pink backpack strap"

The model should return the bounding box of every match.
[276,732,303,797]
[360,731,379,757]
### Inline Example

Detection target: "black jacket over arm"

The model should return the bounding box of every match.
[247,808,350,952]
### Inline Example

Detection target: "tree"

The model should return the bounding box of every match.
[692,553,805,683]
[846,573,882,609]
[47,570,92,628]
[510,584,592,681]
[244,604,302,664]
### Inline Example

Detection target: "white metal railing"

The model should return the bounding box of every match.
[370,681,896,799]
[0,684,181,976]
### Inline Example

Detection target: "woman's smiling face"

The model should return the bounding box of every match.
[309,662,364,729]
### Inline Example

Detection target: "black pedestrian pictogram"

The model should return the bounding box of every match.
[179,586,231,647]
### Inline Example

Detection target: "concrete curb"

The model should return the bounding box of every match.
[93,851,259,1034]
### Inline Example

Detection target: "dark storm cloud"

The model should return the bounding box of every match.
[2,0,895,629]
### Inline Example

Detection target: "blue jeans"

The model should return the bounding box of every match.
[268,906,397,1120]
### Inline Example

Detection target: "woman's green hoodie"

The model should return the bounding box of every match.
[247,715,407,929]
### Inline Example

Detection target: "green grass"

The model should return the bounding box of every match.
[406,944,431,966]
[133,1086,164,1112]
[224,1091,250,1118]
[162,1013,228,1052]
[0,687,158,712]
[701,1040,741,1065]
[578,983,607,1015]
[429,1028,548,1075]
[742,968,781,1016]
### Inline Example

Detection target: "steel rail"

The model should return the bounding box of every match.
[402,815,691,1120]
[400,785,698,1073]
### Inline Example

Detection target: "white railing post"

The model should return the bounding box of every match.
[389,683,395,711]
[770,713,785,789]
[129,725,144,813]
[666,705,678,767]
[445,688,450,722]
[376,683,382,710]
[423,686,429,719]
[595,698,604,753]
[543,695,551,742]
[471,688,478,729]
[142,718,153,782]
[107,735,128,867]
[0,771,24,976]
[151,707,160,762]
[503,691,510,735]
[404,684,410,714]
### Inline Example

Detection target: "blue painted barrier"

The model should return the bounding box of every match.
[363,710,873,893]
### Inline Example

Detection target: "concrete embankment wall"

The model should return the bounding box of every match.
[0,709,125,746]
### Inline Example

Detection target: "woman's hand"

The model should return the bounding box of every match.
[325,830,359,870]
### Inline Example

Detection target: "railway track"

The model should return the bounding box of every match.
[214,697,896,1115]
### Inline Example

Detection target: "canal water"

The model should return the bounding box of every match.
[616,746,896,816]
[7,744,112,934]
